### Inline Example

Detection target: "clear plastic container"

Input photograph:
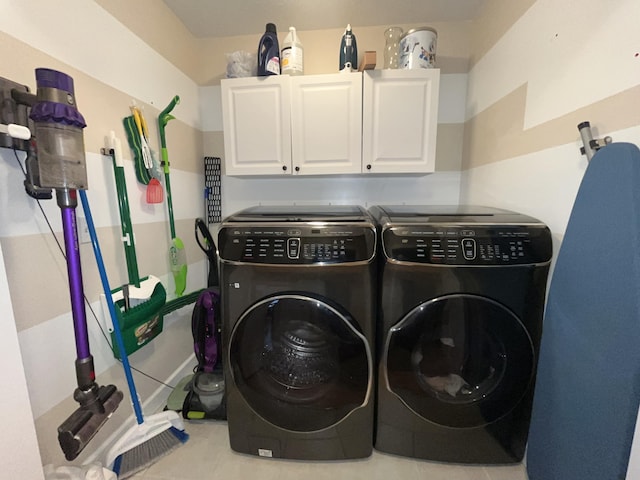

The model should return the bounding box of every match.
[383,27,403,69]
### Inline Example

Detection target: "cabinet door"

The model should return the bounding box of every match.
[290,73,362,175]
[221,76,292,175]
[363,70,440,174]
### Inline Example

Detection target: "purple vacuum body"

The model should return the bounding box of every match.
[30,68,88,191]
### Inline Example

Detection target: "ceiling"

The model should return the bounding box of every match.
[162,0,487,38]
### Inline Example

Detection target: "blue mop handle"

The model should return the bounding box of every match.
[79,190,144,425]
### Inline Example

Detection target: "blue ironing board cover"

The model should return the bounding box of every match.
[527,142,640,480]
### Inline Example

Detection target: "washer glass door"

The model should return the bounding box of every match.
[229,293,371,432]
[384,294,534,428]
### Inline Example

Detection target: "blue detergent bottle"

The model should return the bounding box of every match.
[258,23,281,76]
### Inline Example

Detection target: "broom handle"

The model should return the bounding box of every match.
[108,132,140,287]
[114,162,141,286]
[162,156,176,240]
[159,96,179,239]
[79,190,144,425]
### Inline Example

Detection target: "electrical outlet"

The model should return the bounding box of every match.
[77,216,91,244]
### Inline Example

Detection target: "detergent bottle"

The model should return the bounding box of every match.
[339,24,358,72]
[258,23,280,76]
[281,26,304,75]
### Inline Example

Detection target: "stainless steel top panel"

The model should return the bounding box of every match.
[223,205,373,225]
[368,205,545,227]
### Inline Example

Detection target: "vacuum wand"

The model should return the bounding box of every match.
[27,68,123,461]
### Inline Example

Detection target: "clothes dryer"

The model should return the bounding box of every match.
[369,205,552,464]
[218,205,376,460]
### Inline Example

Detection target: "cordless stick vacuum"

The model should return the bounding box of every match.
[24,68,123,460]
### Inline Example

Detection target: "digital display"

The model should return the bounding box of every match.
[383,226,552,265]
[219,226,376,264]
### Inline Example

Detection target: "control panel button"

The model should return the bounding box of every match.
[461,238,476,260]
[287,238,300,259]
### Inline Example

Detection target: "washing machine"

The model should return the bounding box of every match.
[218,205,377,460]
[369,205,552,464]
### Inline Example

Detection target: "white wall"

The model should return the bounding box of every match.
[200,73,468,215]
[462,0,640,236]
[2,0,469,468]
[0,0,206,469]
[461,0,640,476]
[0,243,44,480]
[6,0,637,473]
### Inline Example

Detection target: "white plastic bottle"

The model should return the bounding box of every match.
[281,26,304,75]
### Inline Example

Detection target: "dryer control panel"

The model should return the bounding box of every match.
[219,225,376,264]
[383,225,552,265]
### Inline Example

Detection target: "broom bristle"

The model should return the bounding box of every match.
[113,426,189,479]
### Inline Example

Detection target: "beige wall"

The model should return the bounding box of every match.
[463,0,639,172]
[460,0,640,243]
[197,22,473,85]
[468,0,536,67]
[1,1,207,468]
[99,0,475,85]
[0,29,204,329]
[463,84,640,171]
[10,0,635,471]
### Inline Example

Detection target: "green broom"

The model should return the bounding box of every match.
[79,187,188,479]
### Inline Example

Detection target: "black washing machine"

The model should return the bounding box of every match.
[218,205,377,460]
[369,205,552,464]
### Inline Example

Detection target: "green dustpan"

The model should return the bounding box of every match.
[106,131,166,358]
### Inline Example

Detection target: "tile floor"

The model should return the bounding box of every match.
[130,421,529,480]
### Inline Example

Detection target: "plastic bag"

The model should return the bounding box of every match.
[43,463,116,480]
[226,50,257,78]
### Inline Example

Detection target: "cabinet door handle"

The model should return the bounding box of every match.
[295,166,300,172]
[366,164,372,170]
[282,165,287,171]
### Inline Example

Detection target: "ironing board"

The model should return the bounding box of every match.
[527,142,640,479]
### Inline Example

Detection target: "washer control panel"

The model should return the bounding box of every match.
[219,225,376,264]
[383,225,552,265]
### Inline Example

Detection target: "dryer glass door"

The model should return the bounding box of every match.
[384,294,534,428]
[229,293,371,432]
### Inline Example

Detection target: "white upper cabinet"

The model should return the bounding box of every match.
[362,69,440,174]
[221,76,291,175]
[221,70,440,176]
[290,73,362,175]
